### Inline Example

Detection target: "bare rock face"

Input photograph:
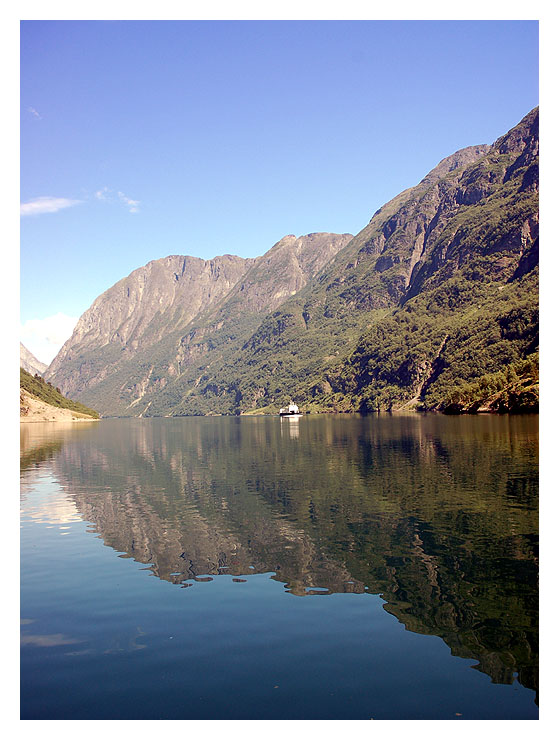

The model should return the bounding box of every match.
[207,232,353,320]
[20,342,47,376]
[49,254,249,368]
[46,233,353,409]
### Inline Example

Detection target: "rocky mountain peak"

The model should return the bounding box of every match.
[494,106,539,156]
[417,145,492,189]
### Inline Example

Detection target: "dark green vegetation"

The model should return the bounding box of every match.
[20,368,99,418]
[440,353,538,414]
[49,109,538,417]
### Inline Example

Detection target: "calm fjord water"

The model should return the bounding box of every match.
[20,414,538,720]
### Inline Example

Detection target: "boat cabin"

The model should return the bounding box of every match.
[279,403,300,416]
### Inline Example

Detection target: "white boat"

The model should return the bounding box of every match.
[279,403,302,416]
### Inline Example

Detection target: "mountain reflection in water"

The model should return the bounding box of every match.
[21,414,538,701]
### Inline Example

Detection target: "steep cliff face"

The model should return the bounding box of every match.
[46,232,352,413]
[208,232,354,318]
[46,254,250,396]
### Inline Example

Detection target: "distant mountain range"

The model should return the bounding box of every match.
[20,342,47,376]
[45,108,538,417]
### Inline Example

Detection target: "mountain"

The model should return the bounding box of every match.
[20,342,47,376]
[328,107,539,413]
[47,108,538,416]
[45,232,353,414]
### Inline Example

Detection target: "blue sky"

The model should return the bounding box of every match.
[20,19,539,363]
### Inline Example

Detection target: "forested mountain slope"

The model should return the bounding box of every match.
[195,107,538,415]
[47,108,538,416]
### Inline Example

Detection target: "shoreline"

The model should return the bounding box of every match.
[20,417,100,423]
[96,408,539,420]
[20,389,99,423]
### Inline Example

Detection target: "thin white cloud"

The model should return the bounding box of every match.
[20,196,82,217]
[27,106,42,119]
[118,191,140,214]
[21,313,79,365]
[94,187,140,213]
[94,187,109,200]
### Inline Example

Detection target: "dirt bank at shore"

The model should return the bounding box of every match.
[20,390,100,423]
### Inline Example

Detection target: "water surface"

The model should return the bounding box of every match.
[20,414,538,719]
